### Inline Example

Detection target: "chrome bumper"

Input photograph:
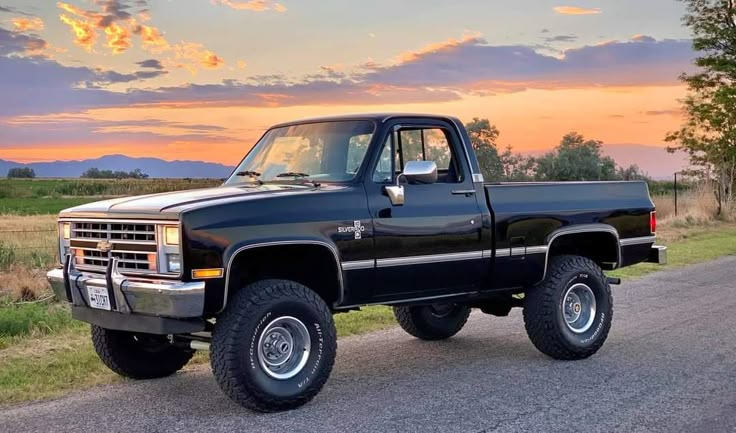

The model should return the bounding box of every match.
[47,255,205,318]
[648,245,668,265]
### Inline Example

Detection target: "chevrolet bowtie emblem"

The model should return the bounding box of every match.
[96,240,113,253]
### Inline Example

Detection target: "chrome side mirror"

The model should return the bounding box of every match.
[385,161,438,206]
[403,160,438,185]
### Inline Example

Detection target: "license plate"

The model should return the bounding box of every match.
[87,286,112,311]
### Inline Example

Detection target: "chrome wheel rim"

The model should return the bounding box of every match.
[562,283,597,334]
[257,316,311,380]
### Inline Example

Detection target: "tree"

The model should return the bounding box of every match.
[499,145,535,181]
[7,167,35,178]
[81,167,149,179]
[534,132,617,181]
[665,0,736,214]
[464,118,504,181]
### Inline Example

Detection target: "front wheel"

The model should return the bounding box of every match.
[393,303,471,341]
[91,326,194,379]
[211,279,337,412]
[523,255,613,360]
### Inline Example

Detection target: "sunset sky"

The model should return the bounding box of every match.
[0,0,694,175]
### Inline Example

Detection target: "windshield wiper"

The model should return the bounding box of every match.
[274,172,321,187]
[235,170,261,177]
[275,172,310,178]
[234,170,263,185]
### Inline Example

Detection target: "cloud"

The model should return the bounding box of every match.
[56,1,225,71]
[359,35,695,93]
[544,34,578,43]
[643,109,682,116]
[0,26,47,55]
[0,4,30,15]
[11,17,44,32]
[553,6,602,15]
[1,115,232,148]
[170,42,225,72]
[0,29,695,118]
[136,58,164,69]
[211,0,287,12]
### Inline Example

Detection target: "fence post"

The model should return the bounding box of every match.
[674,172,678,217]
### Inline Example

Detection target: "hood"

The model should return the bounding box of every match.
[59,184,322,219]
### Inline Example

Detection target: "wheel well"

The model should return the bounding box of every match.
[547,231,620,269]
[226,244,342,307]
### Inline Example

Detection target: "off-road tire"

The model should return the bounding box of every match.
[91,326,194,379]
[211,279,337,412]
[523,255,613,360]
[393,304,471,340]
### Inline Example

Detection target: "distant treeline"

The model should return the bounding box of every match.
[80,168,149,179]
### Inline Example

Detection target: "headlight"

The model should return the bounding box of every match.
[62,223,71,239]
[167,254,181,273]
[164,226,179,245]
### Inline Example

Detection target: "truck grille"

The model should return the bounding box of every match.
[69,221,158,273]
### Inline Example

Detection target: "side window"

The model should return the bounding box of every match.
[372,126,462,184]
[372,136,393,183]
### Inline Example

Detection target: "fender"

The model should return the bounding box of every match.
[220,238,345,313]
[540,223,622,282]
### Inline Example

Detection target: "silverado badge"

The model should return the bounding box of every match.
[338,220,366,240]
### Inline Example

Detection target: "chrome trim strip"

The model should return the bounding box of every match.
[526,246,548,254]
[376,251,483,268]
[337,290,478,310]
[222,240,344,312]
[60,218,179,225]
[620,236,657,246]
[341,260,376,270]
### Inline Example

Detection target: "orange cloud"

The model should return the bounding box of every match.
[11,17,44,32]
[104,22,131,54]
[553,6,602,15]
[397,33,484,63]
[212,0,287,12]
[133,22,170,52]
[55,2,226,71]
[170,42,226,73]
[59,13,97,51]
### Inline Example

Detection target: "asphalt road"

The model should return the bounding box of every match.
[2,257,736,433]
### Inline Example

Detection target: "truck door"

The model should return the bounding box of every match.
[365,119,485,301]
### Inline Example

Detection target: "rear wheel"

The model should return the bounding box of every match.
[211,279,337,412]
[91,326,194,379]
[523,255,613,360]
[393,303,471,341]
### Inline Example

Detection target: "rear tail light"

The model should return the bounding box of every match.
[650,211,657,234]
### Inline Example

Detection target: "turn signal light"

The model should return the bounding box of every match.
[192,268,223,279]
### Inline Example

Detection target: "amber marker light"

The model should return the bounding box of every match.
[192,268,224,279]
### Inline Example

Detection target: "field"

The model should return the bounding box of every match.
[0,178,734,405]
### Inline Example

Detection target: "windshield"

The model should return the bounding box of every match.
[225,120,375,184]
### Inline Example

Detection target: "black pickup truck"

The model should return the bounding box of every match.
[48,113,666,411]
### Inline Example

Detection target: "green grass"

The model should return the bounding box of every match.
[0,178,221,201]
[610,226,736,279]
[1,224,735,406]
[0,300,82,349]
[0,197,100,215]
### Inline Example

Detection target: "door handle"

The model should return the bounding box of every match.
[452,189,476,195]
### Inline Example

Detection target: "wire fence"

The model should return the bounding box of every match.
[0,229,58,269]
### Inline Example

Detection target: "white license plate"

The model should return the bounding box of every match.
[87,286,112,311]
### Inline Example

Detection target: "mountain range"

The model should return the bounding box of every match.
[0,155,235,179]
[0,144,688,180]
